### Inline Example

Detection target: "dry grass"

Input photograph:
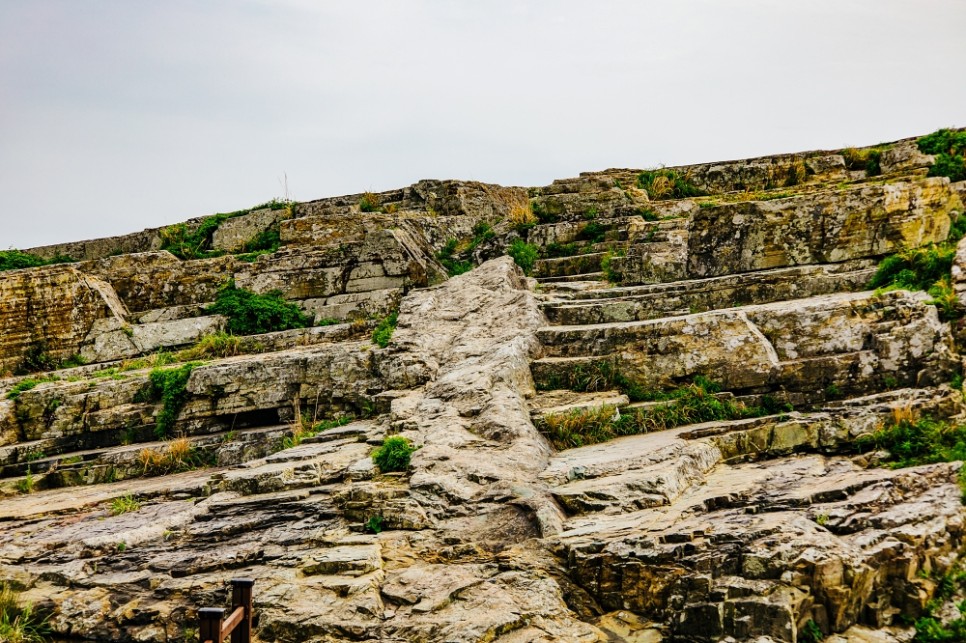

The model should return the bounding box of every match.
[508,199,536,227]
[176,332,241,361]
[892,401,918,426]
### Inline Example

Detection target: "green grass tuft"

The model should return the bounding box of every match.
[0,250,74,273]
[372,311,399,348]
[637,169,707,200]
[0,583,49,643]
[138,363,199,439]
[372,435,417,472]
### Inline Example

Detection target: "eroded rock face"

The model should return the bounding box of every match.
[0,265,126,374]
[4,132,966,643]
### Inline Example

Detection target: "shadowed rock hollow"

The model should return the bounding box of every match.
[2,131,966,642]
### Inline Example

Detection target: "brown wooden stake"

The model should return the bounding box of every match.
[230,578,255,643]
[199,607,225,643]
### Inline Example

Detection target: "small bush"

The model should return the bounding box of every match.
[236,227,282,262]
[160,214,231,260]
[918,129,966,156]
[436,223,496,277]
[929,153,966,182]
[507,239,539,275]
[139,363,199,439]
[110,495,141,515]
[636,169,707,200]
[869,245,956,292]
[365,515,385,534]
[207,283,313,336]
[138,437,214,475]
[577,221,606,244]
[372,311,399,348]
[372,435,416,472]
[0,250,74,273]
[799,619,824,643]
[601,250,625,283]
[359,192,382,213]
[918,129,966,183]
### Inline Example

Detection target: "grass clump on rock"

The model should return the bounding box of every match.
[372,435,416,472]
[637,169,707,200]
[536,375,775,450]
[372,310,399,348]
[0,583,48,643]
[207,283,313,336]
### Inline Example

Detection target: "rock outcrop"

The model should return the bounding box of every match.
[1,130,966,642]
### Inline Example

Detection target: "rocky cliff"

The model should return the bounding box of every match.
[1,131,966,642]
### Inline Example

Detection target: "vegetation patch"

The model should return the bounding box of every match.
[536,376,774,450]
[359,192,382,213]
[869,214,966,321]
[507,239,539,275]
[0,583,49,643]
[207,283,313,335]
[436,222,496,276]
[841,147,885,177]
[6,375,59,400]
[918,128,966,183]
[236,227,282,262]
[138,437,215,475]
[372,310,399,348]
[282,415,353,450]
[636,169,707,200]
[857,417,966,469]
[0,250,74,273]
[176,332,242,361]
[161,199,293,260]
[372,435,417,472]
[601,250,625,283]
[137,363,199,439]
[110,495,141,515]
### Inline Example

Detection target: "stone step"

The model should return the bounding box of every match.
[537,271,607,284]
[0,424,293,494]
[540,262,876,325]
[533,253,607,279]
[532,289,954,403]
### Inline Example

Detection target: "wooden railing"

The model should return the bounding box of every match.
[199,579,254,643]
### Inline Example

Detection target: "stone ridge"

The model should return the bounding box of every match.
[0,130,965,642]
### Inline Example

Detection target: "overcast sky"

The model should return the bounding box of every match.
[1,0,964,249]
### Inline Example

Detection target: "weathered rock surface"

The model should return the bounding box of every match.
[3,131,966,643]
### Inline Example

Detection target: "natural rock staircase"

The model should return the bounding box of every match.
[1,131,965,642]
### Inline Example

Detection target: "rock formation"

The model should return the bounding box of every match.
[1,131,966,642]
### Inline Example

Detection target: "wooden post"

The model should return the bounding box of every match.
[230,579,255,643]
[199,607,225,643]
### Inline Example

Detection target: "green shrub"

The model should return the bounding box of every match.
[372,435,416,472]
[507,239,539,275]
[799,619,824,643]
[544,243,581,258]
[531,200,559,224]
[207,283,313,335]
[372,311,399,348]
[636,169,707,200]
[138,363,199,439]
[869,245,956,292]
[929,154,966,182]
[436,238,473,276]
[577,221,606,243]
[0,250,74,273]
[918,129,966,156]
[918,129,966,183]
[365,515,385,534]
